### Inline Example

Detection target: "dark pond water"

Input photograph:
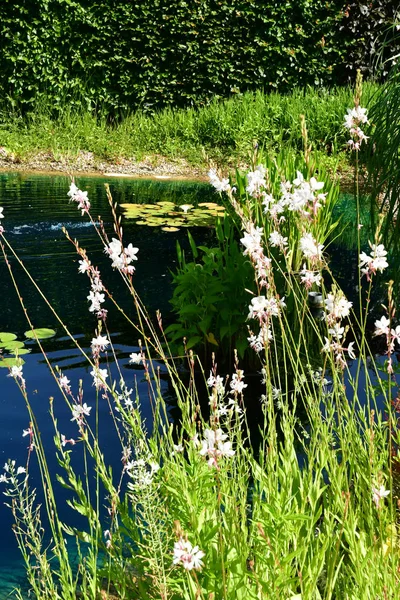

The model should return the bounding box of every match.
[0,172,217,597]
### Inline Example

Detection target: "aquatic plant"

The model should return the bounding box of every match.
[0,89,399,600]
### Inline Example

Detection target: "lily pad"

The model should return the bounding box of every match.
[0,357,25,368]
[0,332,17,343]
[161,226,180,232]
[24,328,56,340]
[10,348,31,356]
[0,341,25,351]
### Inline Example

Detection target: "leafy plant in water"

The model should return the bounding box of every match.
[166,216,255,363]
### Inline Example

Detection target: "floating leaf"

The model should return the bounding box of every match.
[0,357,25,368]
[1,341,25,351]
[198,202,222,208]
[161,226,180,232]
[24,328,56,340]
[10,348,31,356]
[0,332,17,342]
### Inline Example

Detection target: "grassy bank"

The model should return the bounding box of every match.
[0,83,379,173]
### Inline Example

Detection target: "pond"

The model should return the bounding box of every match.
[0,172,218,597]
[0,172,396,598]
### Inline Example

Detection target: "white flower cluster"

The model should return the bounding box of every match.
[207,371,225,395]
[248,295,285,323]
[90,366,108,390]
[248,325,273,353]
[68,182,91,215]
[344,106,369,151]
[91,334,109,358]
[246,164,267,197]
[106,238,139,275]
[0,460,26,484]
[115,381,134,411]
[262,171,326,221]
[71,402,92,424]
[8,364,25,388]
[208,168,230,193]
[240,224,271,288]
[374,316,400,372]
[299,233,324,263]
[300,264,322,289]
[173,537,205,571]
[230,370,247,395]
[322,289,354,368]
[82,264,107,319]
[359,243,388,280]
[198,428,235,468]
[126,458,160,488]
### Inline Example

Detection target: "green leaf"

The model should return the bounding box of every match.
[0,357,25,368]
[185,335,202,350]
[0,333,17,342]
[0,341,25,351]
[24,328,56,340]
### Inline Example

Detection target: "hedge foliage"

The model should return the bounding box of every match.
[0,0,398,114]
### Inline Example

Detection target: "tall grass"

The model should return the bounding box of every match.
[1,86,399,599]
[0,83,379,168]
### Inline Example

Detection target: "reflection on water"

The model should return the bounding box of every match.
[0,172,216,598]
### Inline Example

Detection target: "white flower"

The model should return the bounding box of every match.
[299,233,324,261]
[199,428,235,467]
[300,264,322,289]
[59,375,71,391]
[229,371,247,394]
[87,290,105,313]
[90,368,108,390]
[173,538,205,571]
[391,325,400,344]
[16,466,26,475]
[108,238,123,257]
[248,296,280,321]
[344,106,369,129]
[71,403,92,423]
[248,325,273,352]
[240,226,264,256]
[124,243,139,261]
[174,444,184,453]
[347,342,356,360]
[78,259,90,274]
[269,231,288,248]
[246,165,267,197]
[0,207,4,219]
[129,352,142,365]
[372,485,390,508]
[208,169,230,193]
[61,434,76,447]
[8,365,23,379]
[68,183,91,215]
[324,291,352,321]
[91,335,109,351]
[374,316,390,337]
[328,324,345,340]
[359,243,388,276]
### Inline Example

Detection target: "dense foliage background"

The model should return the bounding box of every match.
[0,0,399,114]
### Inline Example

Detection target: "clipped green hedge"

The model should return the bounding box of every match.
[0,0,398,114]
